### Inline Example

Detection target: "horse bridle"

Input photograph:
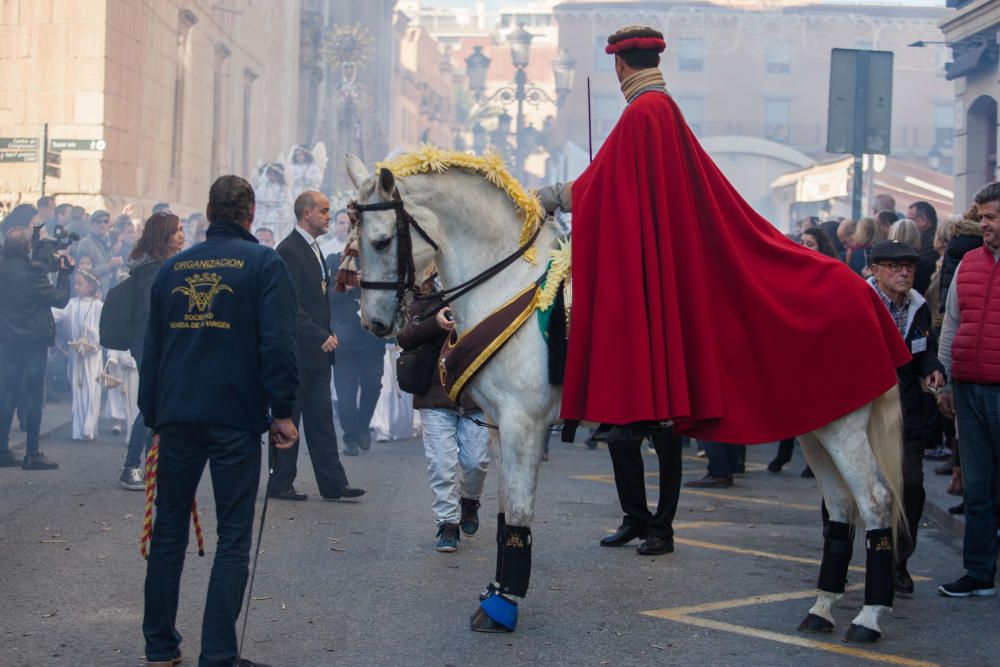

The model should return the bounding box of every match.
[348,196,438,308]
[348,193,541,322]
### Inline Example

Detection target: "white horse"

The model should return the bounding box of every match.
[344,154,904,643]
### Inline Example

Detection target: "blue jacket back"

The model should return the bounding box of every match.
[138,220,298,433]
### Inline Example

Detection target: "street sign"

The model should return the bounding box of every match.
[826,49,893,156]
[0,137,39,163]
[45,147,61,179]
[49,138,106,151]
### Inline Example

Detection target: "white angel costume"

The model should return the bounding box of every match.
[287,143,327,200]
[369,344,417,441]
[254,167,294,242]
[103,349,139,440]
[53,297,104,440]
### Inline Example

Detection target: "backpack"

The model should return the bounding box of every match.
[99,275,137,351]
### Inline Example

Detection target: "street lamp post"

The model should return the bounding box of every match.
[464,26,576,181]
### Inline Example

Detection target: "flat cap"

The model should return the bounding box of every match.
[870,239,919,264]
[605,26,666,55]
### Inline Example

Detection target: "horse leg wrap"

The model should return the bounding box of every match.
[817,521,853,594]
[499,525,532,598]
[864,528,894,607]
[481,513,507,600]
[479,525,531,630]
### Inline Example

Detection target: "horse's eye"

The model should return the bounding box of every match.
[372,237,392,252]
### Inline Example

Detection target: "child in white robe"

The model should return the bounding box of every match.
[53,270,104,441]
[103,349,138,441]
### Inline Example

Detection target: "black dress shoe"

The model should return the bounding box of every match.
[684,474,732,488]
[323,486,365,500]
[342,444,359,456]
[268,488,307,501]
[22,453,58,470]
[894,566,914,596]
[637,534,674,555]
[0,450,22,467]
[600,524,648,547]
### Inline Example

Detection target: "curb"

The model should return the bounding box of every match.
[923,496,965,542]
[7,419,73,453]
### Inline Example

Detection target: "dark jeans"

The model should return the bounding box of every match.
[703,441,743,477]
[126,351,152,468]
[955,382,1000,582]
[333,347,383,446]
[0,344,47,455]
[143,423,262,667]
[608,429,683,539]
[269,364,349,497]
[125,413,154,468]
[898,438,926,566]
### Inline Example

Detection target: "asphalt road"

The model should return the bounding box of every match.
[0,415,996,667]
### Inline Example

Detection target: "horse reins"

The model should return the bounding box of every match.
[348,195,541,323]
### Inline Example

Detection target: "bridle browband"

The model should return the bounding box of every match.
[348,193,541,322]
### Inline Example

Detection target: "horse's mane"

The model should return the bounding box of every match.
[377,145,545,263]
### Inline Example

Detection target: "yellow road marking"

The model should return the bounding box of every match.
[643,584,938,667]
[572,474,816,511]
[681,454,767,471]
[672,536,864,572]
[682,488,816,511]
[645,611,940,667]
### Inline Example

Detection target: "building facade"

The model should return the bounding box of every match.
[553,0,955,221]
[0,0,302,219]
[939,0,1000,208]
[391,20,461,151]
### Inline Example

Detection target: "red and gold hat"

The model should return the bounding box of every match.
[605,26,666,55]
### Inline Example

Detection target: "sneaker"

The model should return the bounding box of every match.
[0,449,21,467]
[22,453,58,470]
[119,466,145,491]
[435,523,460,552]
[460,498,481,535]
[938,575,996,597]
[925,446,952,461]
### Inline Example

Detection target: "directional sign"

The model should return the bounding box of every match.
[0,137,39,163]
[45,165,61,178]
[50,138,106,151]
[45,151,61,166]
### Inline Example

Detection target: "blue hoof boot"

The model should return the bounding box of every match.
[479,582,498,601]
[474,591,518,632]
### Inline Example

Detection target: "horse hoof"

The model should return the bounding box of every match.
[843,623,881,644]
[797,613,834,633]
[470,607,513,633]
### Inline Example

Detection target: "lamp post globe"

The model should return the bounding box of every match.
[508,25,533,69]
[551,48,577,106]
[465,46,491,99]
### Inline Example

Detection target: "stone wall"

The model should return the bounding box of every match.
[0,0,301,220]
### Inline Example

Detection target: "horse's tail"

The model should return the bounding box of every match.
[866,384,907,546]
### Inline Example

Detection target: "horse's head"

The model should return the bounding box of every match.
[346,154,438,338]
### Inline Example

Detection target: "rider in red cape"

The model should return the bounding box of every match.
[539,26,910,444]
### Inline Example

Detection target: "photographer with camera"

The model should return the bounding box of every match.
[0,226,74,469]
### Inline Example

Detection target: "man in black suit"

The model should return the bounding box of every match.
[267,191,364,501]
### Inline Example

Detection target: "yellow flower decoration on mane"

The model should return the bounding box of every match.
[376,145,544,263]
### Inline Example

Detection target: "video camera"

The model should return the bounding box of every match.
[30,224,79,273]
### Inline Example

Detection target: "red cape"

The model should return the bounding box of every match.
[561,91,910,443]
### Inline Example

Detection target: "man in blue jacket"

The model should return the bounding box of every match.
[139,175,298,667]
